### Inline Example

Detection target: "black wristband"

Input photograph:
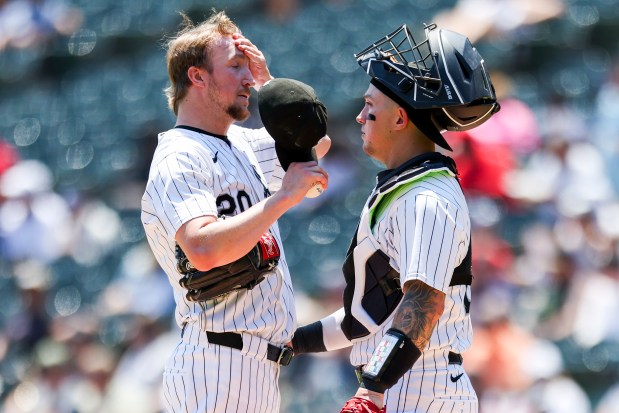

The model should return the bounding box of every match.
[291,321,327,355]
[360,328,422,393]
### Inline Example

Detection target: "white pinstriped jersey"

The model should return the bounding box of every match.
[141,124,295,345]
[349,167,473,368]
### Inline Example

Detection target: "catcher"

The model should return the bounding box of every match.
[291,23,500,413]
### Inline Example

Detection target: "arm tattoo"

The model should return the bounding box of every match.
[391,280,445,350]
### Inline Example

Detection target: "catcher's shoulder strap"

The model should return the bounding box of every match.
[369,152,471,287]
[341,152,472,341]
[368,152,459,230]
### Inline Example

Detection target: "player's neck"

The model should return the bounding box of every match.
[384,134,436,169]
[176,99,232,136]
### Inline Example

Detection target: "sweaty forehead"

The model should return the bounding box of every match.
[212,36,246,60]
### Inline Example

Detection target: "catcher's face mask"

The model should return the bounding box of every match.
[355,24,500,150]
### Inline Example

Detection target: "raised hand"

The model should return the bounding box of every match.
[233,33,273,90]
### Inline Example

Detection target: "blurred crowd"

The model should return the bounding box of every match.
[0,0,82,52]
[1,0,619,412]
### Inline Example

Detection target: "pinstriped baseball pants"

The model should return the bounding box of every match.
[384,355,478,413]
[162,323,281,413]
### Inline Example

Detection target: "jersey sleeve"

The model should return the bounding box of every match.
[232,125,285,193]
[392,190,467,292]
[146,149,218,237]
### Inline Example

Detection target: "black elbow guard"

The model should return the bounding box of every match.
[360,328,422,393]
[291,321,327,355]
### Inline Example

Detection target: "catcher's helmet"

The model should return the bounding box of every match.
[355,24,500,150]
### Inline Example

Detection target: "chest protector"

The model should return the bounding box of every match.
[341,153,473,341]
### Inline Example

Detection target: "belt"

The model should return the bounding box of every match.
[204,330,293,366]
[448,351,463,365]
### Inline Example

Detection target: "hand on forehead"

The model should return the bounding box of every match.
[212,35,246,60]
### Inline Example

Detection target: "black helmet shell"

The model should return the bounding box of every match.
[355,24,500,150]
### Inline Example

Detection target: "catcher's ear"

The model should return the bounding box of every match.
[394,107,408,130]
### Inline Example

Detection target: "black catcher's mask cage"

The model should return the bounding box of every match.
[355,24,501,150]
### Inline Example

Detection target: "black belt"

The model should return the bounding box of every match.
[448,351,463,365]
[205,331,293,366]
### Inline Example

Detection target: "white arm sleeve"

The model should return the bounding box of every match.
[320,308,353,351]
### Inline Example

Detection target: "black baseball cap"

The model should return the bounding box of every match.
[258,78,328,170]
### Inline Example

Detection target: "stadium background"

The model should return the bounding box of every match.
[1,0,619,412]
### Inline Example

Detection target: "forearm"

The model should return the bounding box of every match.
[178,158,326,271]
[391,279,445,350]
[176,190,296,271]
[292,308,352,354]
[358,280,445,394]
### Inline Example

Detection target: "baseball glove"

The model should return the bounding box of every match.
[177,232,280,302]
[339,397,385,413]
